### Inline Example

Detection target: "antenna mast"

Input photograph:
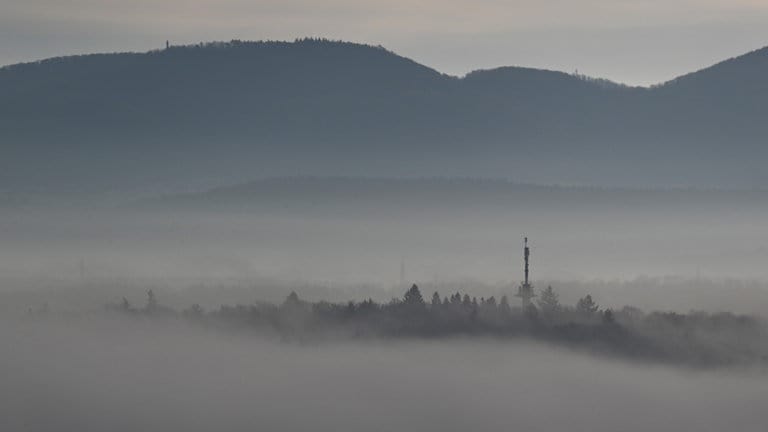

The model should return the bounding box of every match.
[524,237,529,286]
[516,236,535,309]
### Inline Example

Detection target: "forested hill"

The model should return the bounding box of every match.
[137,177,768,216]
[2,39,768,194]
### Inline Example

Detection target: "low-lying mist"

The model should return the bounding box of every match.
[2,316,766,432]
[4,180,768,324]
[4,180,768,431]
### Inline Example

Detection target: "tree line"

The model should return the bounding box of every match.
[101,284,768,367]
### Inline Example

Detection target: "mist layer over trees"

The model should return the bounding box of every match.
[90,284,768,368]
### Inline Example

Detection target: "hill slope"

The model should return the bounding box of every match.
[1,39,768,194]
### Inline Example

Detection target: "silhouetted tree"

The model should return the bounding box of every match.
[283,291,301,307]
[462,294,472,308]
[576,294,599,316]
[537,285,561,314]
[431,291,442,308]
[404,284,425,306]
[450,293,462,306]
[602,309,616,325]
[358,298,378,313]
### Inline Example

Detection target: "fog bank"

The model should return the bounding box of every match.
[2,317,766,432]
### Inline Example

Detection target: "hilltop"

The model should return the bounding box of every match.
[2,39,768,195]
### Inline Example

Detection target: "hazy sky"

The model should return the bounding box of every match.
[3,0,768,85]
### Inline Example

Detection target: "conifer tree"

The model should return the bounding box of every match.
[537,285,561,314]
[404,284,425,305]
[576,294,599,315]
[431,291,442,307]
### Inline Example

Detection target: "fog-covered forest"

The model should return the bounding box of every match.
[5,276,768,431]
[5,179,768,370]
[87,283,767,367]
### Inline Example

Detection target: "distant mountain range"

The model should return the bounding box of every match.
[137,177,768,216]
[2,38,768,194]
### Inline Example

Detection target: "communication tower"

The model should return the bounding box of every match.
[516,237,535,308]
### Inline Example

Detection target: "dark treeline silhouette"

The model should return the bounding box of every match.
[103,284,768,367]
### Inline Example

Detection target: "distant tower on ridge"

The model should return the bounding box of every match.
[166,40,170,50]
[516,237,535,309]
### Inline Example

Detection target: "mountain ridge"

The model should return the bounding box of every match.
[1,38,767,194]
[10,38,764,88]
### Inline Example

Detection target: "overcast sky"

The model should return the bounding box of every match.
[3,0,768,85]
